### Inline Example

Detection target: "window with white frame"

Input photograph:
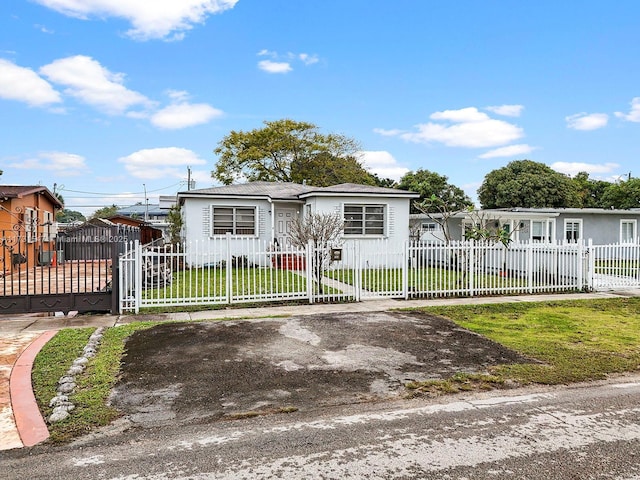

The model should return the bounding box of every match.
[421,222,439,232]
[531,220,553,243]
[621,219,637,243]
[343,204,385,236]
[564,219,582,243]
[211,206,256,235]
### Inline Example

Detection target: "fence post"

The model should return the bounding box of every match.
[586,239,593,291]
[134,239,142,314]
[111,225,120,314]
[307,240,314,304]
[225,233,232,304]
[354,242,361,302]
[468,240,475,297]
[403,241,409,300]
[527,241,534,294]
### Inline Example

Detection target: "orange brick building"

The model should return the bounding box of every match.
[0,186,63,274]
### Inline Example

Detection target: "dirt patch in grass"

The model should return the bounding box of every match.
[110,310,532,428]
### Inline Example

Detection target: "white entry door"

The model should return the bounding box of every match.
[275,208,296,247]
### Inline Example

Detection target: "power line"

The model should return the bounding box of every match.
[59,182,182,196]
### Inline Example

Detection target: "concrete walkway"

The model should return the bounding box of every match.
[0,289,637,451]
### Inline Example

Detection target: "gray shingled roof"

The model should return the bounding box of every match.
[182,182,311,200]
[302,183,419,197]
[180,181,418,200]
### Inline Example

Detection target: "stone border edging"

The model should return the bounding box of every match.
[48,327,105,422]
[9,330,57,447]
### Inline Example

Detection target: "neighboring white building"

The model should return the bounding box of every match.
[177,182,419,266]
[412,207,640,245]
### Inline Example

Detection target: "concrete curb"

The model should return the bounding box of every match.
[10,330,57,447]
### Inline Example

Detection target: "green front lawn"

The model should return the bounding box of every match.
[325,267,530,293]
[412,298,640,388]
[144,267,308,300]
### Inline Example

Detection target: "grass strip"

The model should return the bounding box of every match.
[33,322,158,443]
[413,298,640,390]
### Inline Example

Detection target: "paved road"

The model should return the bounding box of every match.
[2,376,640,479]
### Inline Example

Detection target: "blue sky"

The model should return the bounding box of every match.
[1,1,639,216]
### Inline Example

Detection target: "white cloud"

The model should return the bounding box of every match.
[257,49,277,58]
[118,147,207,180]
[396,107,524,148]
[298,53,319,65]
[566,112,608,131]
[33,0,239,41]
[373,128,404,137]
[151,102,223,129]
[615,97,640,122]
[479,144,535,159]
[486,104,524,117]
[360,151,409,181]
[257,50,320,73]
[40,55,151,115]
[551,162,620,177]
[9,151,88,176]
[258,60,292,74]
[0,59,61,106]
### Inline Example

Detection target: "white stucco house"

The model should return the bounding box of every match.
[176,182,419,266]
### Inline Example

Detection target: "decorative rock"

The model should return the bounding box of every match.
[48,410,70,423]
[67,365,84,375]
[52,404,75,414]
[47,326,105,423]
[58,382,76,394]
[49,395,69,407]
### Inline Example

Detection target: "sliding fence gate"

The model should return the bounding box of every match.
[0,225,139,315]
[117,237,640,314]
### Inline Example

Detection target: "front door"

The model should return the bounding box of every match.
[275,208,296,247]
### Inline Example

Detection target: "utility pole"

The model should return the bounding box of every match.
[143,183,149,222]
[187,166,192,190]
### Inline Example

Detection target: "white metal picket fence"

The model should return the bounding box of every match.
[118,236,640,313]
[588,239,640,291]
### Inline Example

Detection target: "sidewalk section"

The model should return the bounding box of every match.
[0,332,40,450]
[10,331,56,447]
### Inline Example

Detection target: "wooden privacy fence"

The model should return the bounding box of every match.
[118,236,640,313]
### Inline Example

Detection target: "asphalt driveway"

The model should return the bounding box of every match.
[110,310,531,428]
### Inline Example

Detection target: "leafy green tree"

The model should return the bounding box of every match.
[290,152,375,187]
[56,209,85,223]
[212,119,362,185]
[398,169,473,214]
[600,178,640,209]
[90,204,118,219]
[167,204,184,244]
[370,173,397,188]
[478,160,579,209]
[570,172,611,208]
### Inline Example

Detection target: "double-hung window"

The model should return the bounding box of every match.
[531,220,553,243]
[621,220,637,243]
[211,206,256,235]
[344,204,385,236]
[564,219,582,243]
